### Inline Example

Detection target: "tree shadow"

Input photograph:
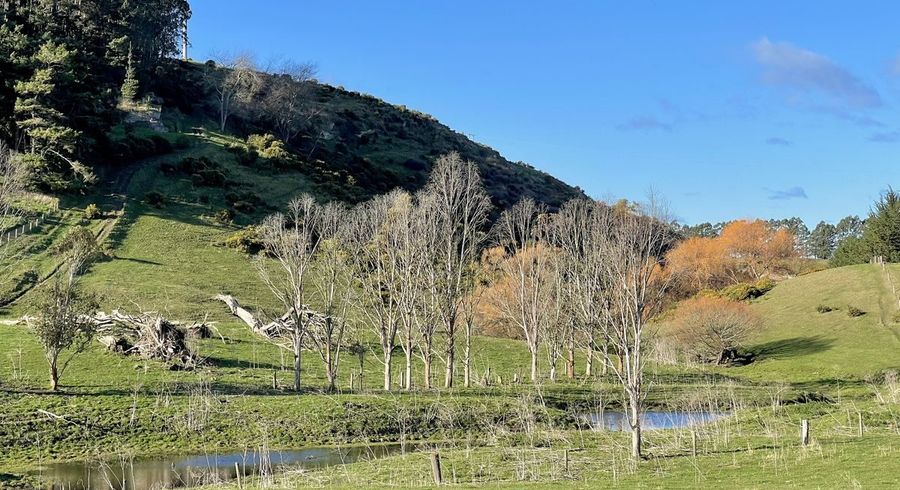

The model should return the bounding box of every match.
[750,336,834,360]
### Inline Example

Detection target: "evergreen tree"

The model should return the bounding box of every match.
[808,221,837,259]
[120,45,140,102]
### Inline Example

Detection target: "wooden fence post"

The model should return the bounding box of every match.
[431,452,443,485]
[691,430,698,456]
[858,412,864,437]
[564,448,570,475]
[800,419,810,446]
[235,462,242,489]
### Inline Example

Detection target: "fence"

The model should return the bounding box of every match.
[0,213,52,246]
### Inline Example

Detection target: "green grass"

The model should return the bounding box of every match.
[2,129,900,487]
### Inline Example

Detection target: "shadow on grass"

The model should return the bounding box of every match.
[751,336,834,360]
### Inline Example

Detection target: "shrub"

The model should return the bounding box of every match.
[232,200,256,214]
[754,277,776,295]
[83,204,101,220]
[669,296,761,364]
[215,208,234,224]
[221,226,263,254]
[847,306,865,317]
[816,304,835,313]
[247,133,290,163]
[144,191,164,207]
[718,283,760,301]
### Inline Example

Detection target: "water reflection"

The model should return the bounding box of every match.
[32,444,405,490]
[585,410,728,431]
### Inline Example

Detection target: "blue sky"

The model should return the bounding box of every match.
[188,1,900,226]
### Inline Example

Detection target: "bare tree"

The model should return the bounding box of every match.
[599,197,675,459]
[208,54,260,132]
[309,202,353,392]
[346,191,408,391]
[30,227,99,391]
[552,199,613,377]
[262,61,321,144]
[421,153,491,389]
[491,198,554,382]
[256,195,322,392]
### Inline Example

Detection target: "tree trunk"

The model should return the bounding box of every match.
[530,348,538,382]
[404,350,413,391]
[630,399,642,459]
[566,333,575,379]
[602,334,610,376]
[463,326,472,388]
[49,360,59,392]
[585,345,593,377]
[423,352,433,389]
[293,337,302,392]
[325,341,336,392]
[383,349,392,391]
[444,334,455,389]
[549,363,557,381]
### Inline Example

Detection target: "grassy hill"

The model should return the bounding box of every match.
[742,263,900,382]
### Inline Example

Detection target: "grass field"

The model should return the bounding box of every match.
[1,130,899,488]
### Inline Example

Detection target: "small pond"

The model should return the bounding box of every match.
[585,410,729,432]
[30,444,407,490]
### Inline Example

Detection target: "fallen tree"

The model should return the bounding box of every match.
[91,311,212,369]
[215,294,335,340]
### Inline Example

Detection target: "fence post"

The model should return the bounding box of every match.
[800,419,810,446]
[691,430,698,456]
[235,462,242,489]
[431,452,443,485]
[564,448,570,475]
[858,412,864,437]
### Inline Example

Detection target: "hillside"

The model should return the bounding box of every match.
[742,263,900,381]
[151,61,585,211]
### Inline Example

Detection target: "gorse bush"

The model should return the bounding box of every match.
[816,304,835,313]
[144,191,164,207]
[847,305,865,317]
[247,134,290,163]
[83,204,101,220]
[221,226,263,254]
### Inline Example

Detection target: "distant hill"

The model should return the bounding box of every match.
[153,61,585,211]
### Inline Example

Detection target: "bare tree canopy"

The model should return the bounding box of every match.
[208,53,261,132]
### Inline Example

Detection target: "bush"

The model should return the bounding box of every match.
[215,208,234,224]
[816,304,835,313]
[221,226,263,254]
[754,277,776,295]
[83,204,101,220]
[669,296,761,364]
[232,200,256,214]
[247,133,290,163]
[847,306,865,317]
[144,191,164,207]
[718,283,760,302]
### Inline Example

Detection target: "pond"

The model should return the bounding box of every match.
[585,410,729,431]
[30,444,407,490]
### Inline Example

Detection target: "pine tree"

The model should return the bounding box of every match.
[120,45,139,102]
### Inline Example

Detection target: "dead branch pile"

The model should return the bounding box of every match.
[92,311,211,369]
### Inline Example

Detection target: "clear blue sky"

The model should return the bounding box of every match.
[188,1,900,226]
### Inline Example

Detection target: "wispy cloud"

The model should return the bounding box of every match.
[890,53,900,77]
[615,116,672,132]
[868,131,900,143]
[751,38,882,109]
[766,137,792,146]
[766,186,808,200]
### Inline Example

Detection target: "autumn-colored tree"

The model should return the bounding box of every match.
[665,236,731,291]
[719,219,796,279]
[669,296,760,364]
[667,219,797,296]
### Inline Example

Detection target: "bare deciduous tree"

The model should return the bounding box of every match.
[309,202,353,392]
[208,54,260,132]
[599,197,675,459]
[0,142,26,264]
[491,198,554,382]
[346,191,408,391]
[421,153,491,389]
[262,61,321,144]
[256,194,322,392]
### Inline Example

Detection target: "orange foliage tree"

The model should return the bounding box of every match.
[666,219,797,295]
